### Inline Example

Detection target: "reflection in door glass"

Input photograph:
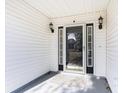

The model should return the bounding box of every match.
[66,26,83,71]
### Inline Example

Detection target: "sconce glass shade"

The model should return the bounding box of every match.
[49,22,54,33]
[99,24,102,29]
[49,22,53,29]
[98,16,103,24]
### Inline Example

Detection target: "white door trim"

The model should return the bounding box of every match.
[63,24,85,74]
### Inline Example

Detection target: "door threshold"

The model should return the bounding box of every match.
[64,69,84,75]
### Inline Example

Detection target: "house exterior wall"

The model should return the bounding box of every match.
[106,0,118,93]
[50,10,107,77]
[5,0,52,92]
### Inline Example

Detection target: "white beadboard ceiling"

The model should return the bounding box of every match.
[24,0,109,18]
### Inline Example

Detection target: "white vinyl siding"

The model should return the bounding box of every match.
[5,0,51,92]
[106,0,118,93]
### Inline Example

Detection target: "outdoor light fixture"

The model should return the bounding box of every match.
[49,22,54,33]
[98,16,103,29]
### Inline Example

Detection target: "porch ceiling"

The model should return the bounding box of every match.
[24,0,109,18]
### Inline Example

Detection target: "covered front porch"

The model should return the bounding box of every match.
[5,0,118,93]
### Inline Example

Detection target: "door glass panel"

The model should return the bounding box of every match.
[88,27,92,34]
[58,27,63,65]
[88,58,92,65]
[86,25,94,68]
[88,43,92,50]
[88,51,92,57]
[88,36,92,42]
[66,26,83,71]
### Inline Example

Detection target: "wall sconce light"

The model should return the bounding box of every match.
[49,22,54,33]
[98,16,103,29]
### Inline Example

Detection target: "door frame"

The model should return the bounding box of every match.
[62,22,96,74]
[64,24,85,74]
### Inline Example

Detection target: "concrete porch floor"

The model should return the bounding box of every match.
[12,72,111,93]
